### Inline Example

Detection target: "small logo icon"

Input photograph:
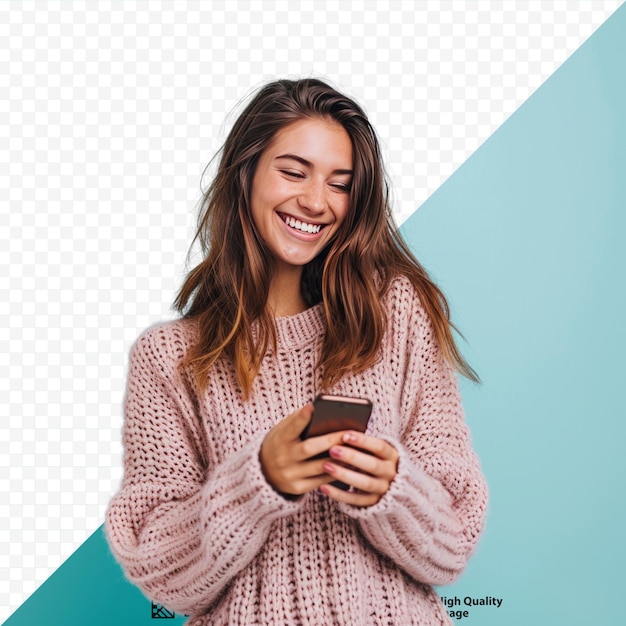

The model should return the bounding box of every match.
[151,601,176,619]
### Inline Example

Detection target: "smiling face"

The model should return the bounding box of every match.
[250,117,353,277]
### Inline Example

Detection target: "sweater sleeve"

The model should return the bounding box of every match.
[105,325,303,615]
[336,288,488,586]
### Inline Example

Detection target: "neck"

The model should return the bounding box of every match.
[267,265,306,317]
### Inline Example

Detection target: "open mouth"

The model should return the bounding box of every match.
[279,213,325,234]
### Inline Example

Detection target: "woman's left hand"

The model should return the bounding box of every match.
[319,432,399,507]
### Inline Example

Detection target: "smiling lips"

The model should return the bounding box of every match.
[279,212,326,235]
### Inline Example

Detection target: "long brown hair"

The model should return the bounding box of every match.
[174,78,478,397]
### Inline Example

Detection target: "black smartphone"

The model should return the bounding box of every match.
[301,394,373,491]
[301,394,373,439]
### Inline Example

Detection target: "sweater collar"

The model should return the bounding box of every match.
[271,303,325,352]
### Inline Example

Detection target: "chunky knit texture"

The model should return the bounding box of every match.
[106,276,488,625]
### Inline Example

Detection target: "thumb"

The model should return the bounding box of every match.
[285,403,314,439]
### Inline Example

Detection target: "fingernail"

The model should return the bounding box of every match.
[343,432,357,443]
[323,463,335,474]
[329,447,342,459]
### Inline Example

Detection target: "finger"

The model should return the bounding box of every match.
[296,430,349,462]
[322,460,390,495]
[341,432,400,464]
[278,456,338,483]
[281,404,314,440]
[327,443,396,481]
[278,469,339,496]
[320,482,381,507]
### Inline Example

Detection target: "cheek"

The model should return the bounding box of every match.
[252,176,288,214]
[335,198,351,226]
[250,183,273,224]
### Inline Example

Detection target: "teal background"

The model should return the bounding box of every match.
[407,5,626,624]
[4,5,626,625]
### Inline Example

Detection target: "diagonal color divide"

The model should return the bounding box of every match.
[3,4,626,625]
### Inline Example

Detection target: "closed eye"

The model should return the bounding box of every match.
[280,170,305,179]
[280,167,351,192]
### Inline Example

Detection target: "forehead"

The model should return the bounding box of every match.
[266,117,353,168]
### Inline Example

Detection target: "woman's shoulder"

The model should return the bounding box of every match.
[383,273,427,319]
[129,317,199,372]
[382,274,449,371]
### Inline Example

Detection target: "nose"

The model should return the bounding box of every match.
[298,178,327,214]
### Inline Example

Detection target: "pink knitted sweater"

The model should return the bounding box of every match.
[106,276,487,625]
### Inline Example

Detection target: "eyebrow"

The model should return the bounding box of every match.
[275,153,353,176]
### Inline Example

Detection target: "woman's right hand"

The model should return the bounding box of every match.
[260,404,347,497]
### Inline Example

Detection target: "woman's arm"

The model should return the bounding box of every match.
[329,286,488,586]
[105,325,304,615]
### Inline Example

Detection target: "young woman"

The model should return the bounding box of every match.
[106,78,488,625]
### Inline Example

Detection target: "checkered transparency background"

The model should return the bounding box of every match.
[0,0,621,619]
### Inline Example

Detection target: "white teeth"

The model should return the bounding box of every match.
[284,215,322,234]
